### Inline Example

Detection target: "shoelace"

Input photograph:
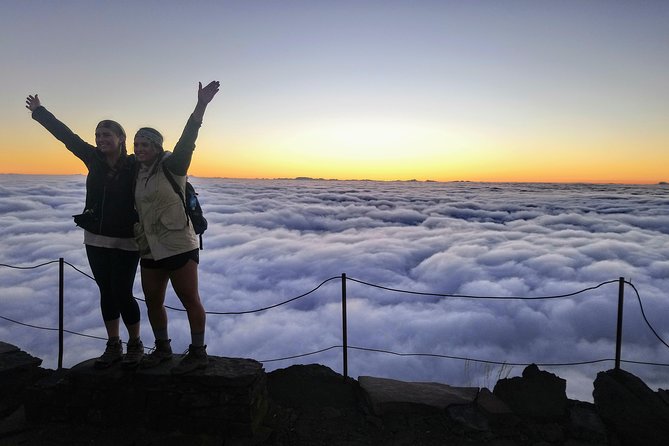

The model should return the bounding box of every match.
[146,340,171,355]
[181,346,206,356]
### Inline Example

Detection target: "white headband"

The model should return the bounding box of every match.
[135,129,163,147]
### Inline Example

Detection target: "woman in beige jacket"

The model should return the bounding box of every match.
[133,81,219,374]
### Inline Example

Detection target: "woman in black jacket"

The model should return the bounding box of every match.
[26,94,144,369]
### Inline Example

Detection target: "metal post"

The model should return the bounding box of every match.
[58,258,64,370]
[341,273,348,380]
[615,277,625,370]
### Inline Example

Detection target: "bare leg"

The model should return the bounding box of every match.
[104,318,120,338]
[140,266,170,335]
[125,321,141,340]
[169,260,206,336]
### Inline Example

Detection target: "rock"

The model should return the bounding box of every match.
[13,337,669,446]
[493,364,568,421]
[25,354,268,440]
[527,422,564,444]
[476,388,519,428]
[563,400,608,444]
[267,364,357,410]
[658,388,669,406]
[267,365,374,446]
[566,400,608,444]
[447,403,490,432]
[358,375,478,415]
[593,368,669,446]
[0,341,48,418]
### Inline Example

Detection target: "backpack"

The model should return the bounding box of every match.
[162,163,208,249]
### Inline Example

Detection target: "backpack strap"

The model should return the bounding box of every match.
[161,163,190,227]
[161,163,203,249]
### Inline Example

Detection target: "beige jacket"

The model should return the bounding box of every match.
[134,152,198,260]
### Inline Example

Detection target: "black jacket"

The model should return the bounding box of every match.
[32,106,137,238]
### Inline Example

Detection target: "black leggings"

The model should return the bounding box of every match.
[86,245,140,325]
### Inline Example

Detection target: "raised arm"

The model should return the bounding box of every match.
[166,81,220,175]
[25,93,96,163]
[192,81,220,122]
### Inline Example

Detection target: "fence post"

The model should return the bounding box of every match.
[341,273,348,380]
[58,258,64,370]
[615,277,625,371]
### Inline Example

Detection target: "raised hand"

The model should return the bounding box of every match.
[192,81,220,121]
[25,94,41,112]
[197,81,220,105]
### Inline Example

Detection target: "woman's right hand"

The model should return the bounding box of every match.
[25,94,41,112]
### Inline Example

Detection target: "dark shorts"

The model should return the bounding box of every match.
[141,249,199,271]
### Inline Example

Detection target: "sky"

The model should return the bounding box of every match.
[1,0,668,183]
[2,176,669,403]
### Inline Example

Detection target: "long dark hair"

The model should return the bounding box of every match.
[97,120,127,155]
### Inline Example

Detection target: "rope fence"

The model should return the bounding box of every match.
[1,258,668,376]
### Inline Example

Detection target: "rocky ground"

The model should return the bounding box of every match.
[7,363,462,446]
[263,364,512,446]
[2,340,669,445]
[0,363,601,446]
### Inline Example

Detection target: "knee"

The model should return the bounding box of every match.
[179,293,204,312]
[100,299,120,321]
[143,294,164,311]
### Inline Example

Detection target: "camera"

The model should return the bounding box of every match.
[72,208,98,229]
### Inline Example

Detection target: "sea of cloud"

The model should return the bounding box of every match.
[1,174,669,402]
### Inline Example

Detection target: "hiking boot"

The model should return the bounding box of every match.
[121,338,144,369]
[94,338,123,369]
[171,345,208,375]
[139,339,173,369]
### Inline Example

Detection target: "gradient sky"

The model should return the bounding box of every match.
[1,1,668,182]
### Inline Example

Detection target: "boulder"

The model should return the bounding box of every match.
[476,387,519,428]
[358,376,478,416]
[566,401,608,444]
[25,354,268,439]
[267,364,356,410]
[0,341,47,418]
[593,368,669,446]
[493,364,568,421]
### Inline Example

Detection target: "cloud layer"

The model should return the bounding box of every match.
[2,175,669,401]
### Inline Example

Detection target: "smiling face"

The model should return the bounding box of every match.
[95,126,124,156]
[133,136,160,165]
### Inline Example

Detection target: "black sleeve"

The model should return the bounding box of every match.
[31,106,97,165]
[163,115,202,176]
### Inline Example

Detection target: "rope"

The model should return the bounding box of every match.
[0,260,60,270]
[259,345,341,362]
[347,346,614,367]
[625,280,669,349]
[346,277,620,300]
[3,315,669,368]
[131,276,342,314]
[256,344,669,368]
[204,276,341,315]
[3,259,669,369]
[0,315,106,341]
[0,315,59,332]
[61,261,339,315]
[63,261,95,281]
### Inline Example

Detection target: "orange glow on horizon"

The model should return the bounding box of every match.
[2,129,666,185]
